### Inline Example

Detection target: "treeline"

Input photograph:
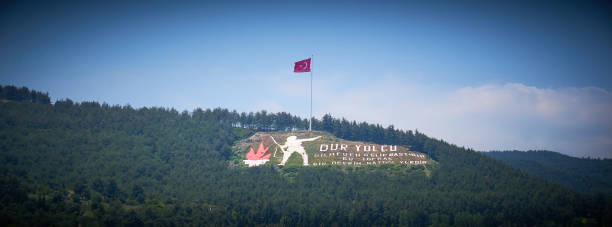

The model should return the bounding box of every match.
[0,85,50,104]
[1,98,239,225]
[1,85,611,226]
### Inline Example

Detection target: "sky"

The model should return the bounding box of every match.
[1,0,611,158]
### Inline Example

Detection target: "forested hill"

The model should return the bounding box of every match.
[485,151,612,195]
[1,84,611,226]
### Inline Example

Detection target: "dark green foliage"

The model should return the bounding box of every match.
[486,150,612,194]
[0,85,610,226]
[0,85,50,104]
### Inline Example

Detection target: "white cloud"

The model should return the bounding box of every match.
[270,76,612,158]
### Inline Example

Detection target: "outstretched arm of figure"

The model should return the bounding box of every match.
[298,136,321,142]
[270,136,288,151]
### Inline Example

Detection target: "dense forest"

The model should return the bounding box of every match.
[1,84,611,226]
[485,151,612,195]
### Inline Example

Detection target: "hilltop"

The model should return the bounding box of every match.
[0,84,610,226]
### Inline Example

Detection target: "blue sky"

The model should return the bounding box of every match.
[1,0,611,158]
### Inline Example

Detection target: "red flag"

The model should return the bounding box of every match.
[293,58,311,73]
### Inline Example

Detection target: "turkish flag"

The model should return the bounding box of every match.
[294,58,311,73]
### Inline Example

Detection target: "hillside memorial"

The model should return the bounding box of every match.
[239,132,429,167]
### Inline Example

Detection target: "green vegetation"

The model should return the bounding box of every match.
[486,150,612,195]
[1,85,611,226]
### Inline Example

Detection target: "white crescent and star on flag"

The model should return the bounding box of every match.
[294,58,311,72]
[300,61,309,70]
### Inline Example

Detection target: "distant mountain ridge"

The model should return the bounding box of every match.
[484,150,612,194]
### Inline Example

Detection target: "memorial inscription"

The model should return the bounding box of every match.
[236,132,429,167]
[312,143,427,166]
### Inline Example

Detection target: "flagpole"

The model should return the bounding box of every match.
[309,54,313,132]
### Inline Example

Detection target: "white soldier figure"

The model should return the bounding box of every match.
[275,135,321,166]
